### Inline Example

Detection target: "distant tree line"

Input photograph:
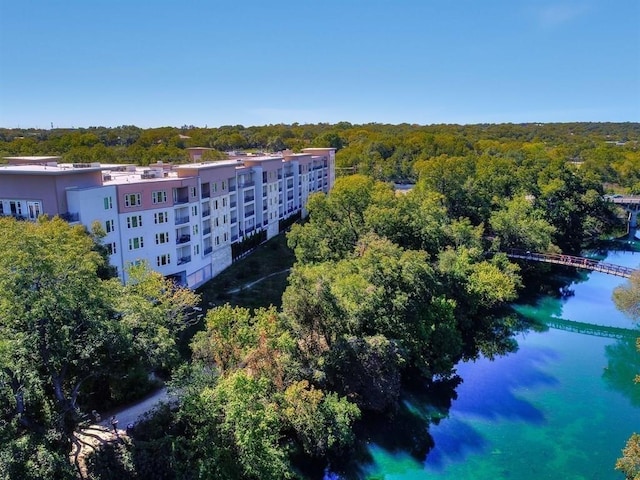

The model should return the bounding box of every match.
[1,122,639,189]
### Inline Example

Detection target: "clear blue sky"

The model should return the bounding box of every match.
[1,0,639,128]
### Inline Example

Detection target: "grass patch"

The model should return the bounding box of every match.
[196,232,296,311]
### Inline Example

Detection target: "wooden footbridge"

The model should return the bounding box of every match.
[505,249,638,278]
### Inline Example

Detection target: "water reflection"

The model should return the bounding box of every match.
[603,336,640,406]
[451,347,556,423]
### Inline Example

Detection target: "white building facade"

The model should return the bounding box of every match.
[0,148,335,289]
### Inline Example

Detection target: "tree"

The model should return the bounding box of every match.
[489,195,557,252]
[616,433,640,480]
[109,262,200,373]
[0,217,117,458]
[0,216,199,473]
[613,272,640,320]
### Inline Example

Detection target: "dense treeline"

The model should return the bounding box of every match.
[1,122,639,189]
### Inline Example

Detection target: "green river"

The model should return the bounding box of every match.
[361,249,640,479]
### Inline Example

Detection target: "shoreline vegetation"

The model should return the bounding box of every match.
[1,122,639,479]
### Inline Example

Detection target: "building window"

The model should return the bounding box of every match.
[193,224,199,235]
[124,193,141,207]
[212,182,217,193]
[105,219,115,233]
[190,187,197,198]
[222,180,226,190]
[104,197,113,210]
[215,236,220,246]
[27,201,42,220]
[9,201,22,216]
[154,212,168,224]
[106,242,117,255]
[191,205,198,216]
[155,232,169,245]
[152,191,167,204]
[127,215,142,228]
[222,197,227,207]
[214,199,219,210]
[156,254,170,266]
[214,217,219,227]
[223,232,228,242]
[193,244,200,256]
[223,214,227,224]
[128,237,144,250]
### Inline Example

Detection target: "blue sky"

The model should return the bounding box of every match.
[1,0,638,128]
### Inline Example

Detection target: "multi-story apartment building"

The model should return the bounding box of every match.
[0,148,335,288]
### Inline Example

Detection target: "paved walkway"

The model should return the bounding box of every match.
[70,387,173,478]
[225,268,291,294]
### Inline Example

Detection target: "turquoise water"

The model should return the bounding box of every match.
[363,251,640,480]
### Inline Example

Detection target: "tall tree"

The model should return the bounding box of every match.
[0,216,198,473]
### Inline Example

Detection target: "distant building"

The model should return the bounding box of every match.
[0,148,335,288]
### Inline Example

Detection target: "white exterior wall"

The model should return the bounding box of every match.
[66,185,124,279]
[4,149,335,290]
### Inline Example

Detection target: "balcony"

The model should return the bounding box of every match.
[178,256,192,265]
[204,246,213,255]
[174,196,189,204]
[244,195,255,203]
[60,212,79,223]
[239,181,255,188]
[203,227,211,236]
[201,191,210,199]
[230,216,237,224]
[229,184,237,192]
[245,210,255,218]
[175,216,190,225]
[176,234,191,245]
[202,208,211,217]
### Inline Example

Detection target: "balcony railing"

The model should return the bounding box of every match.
[174,196,189,204]
[175,216,190,225]
[244,196,255,203]
[203,227,211,236]
[204,246,213,255]
[176,234,191,244]
[239,181,255,188]
[178,256,192,265]
[245,210,255,217]
[230,217,237,224]
[230,201,237,208]
[202,209,211,217]
[201,191,210,199]
[229,185,237,192]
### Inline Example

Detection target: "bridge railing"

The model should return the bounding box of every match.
[504,248,636,278]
